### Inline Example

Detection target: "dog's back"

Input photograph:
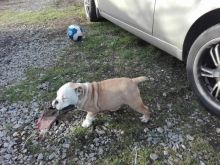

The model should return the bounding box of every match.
[94,77,146,111]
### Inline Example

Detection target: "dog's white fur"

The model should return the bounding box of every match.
[52,83,79,110]
[52,83,98,127]
[52,77,150,128]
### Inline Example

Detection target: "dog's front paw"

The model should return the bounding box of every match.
[140,115,150,123]
[82,119,92,128]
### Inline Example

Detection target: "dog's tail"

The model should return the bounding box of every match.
[132,76,147,84]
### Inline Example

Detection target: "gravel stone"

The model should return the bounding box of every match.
[13,124,21,129]
[63,143,70,149]
[156,127,164,133]
[13,132,19,137]
[163,150,169,156]
[4,142,9,148]
[144,128,149,133]
[150,153,159,161]
[22,149,27,154]
[186,135,194,141]
[0,131,4,137]
[48,153,55,160]
[4,154,11,160]
[166,121,172,128]
[98,148,104,155]
[1,107,7,113]
[62,152,67,159]
[181,144,186,149]
[200,161,206,165]
[39,161,44,165]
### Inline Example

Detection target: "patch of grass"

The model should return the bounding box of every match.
[27,143,42,155]
[100,136,220,164]
[67,160,77,165]
[3,59,89,102]
[70,126,88,138]
[0,6,84,26]
[68,126,95,151]
[4,123,13,134]
[181,137,220,164]
[4,80,39,102]
[106,111,144,135]
[99,145,164,165]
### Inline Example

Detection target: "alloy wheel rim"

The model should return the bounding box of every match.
[194,39,220,109]
[200,44,220,99]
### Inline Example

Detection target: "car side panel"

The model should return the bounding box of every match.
[99,11,183,60]
[154,0,220,50]
[97,0,155,34]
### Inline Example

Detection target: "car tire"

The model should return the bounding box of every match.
[187,24,220,115]
[84,0,102,22]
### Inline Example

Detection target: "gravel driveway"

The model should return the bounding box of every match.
[0,25,68,87]
[0,0,83,164]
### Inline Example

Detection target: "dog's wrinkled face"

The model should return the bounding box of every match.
[52,83,79,110]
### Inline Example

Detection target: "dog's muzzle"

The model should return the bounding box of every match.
[61,104,77,113]
[49,104,77,116]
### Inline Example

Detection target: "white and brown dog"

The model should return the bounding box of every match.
[51,76,151,128]
[37,77,150,136]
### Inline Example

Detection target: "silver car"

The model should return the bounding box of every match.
[84,0,220,115]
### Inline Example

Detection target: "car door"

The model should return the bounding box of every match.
[153,0,201,50]
[98,0,156,35]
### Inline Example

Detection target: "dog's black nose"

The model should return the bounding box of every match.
[54,100,59,105]
[49,106,55,110]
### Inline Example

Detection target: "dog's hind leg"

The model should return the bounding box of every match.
[127,97,151,123]
[139,106,151,123]
[82,112,97,128]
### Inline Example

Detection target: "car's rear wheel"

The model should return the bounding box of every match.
[84,0,102,22]
[187,24,220,115]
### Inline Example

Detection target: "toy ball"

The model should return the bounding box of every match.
[67,25,83,41]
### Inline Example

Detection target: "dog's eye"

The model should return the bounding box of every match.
[55,100,59,105]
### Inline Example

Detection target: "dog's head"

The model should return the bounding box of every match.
[52,82,82,110]
[36,82,83,138]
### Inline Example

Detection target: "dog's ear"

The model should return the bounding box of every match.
[75,86,84,99]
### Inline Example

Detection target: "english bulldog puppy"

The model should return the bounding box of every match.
[51,76,151,128]
[37,77,151,136]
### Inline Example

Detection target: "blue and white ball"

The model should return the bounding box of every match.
[67,25,83,41]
